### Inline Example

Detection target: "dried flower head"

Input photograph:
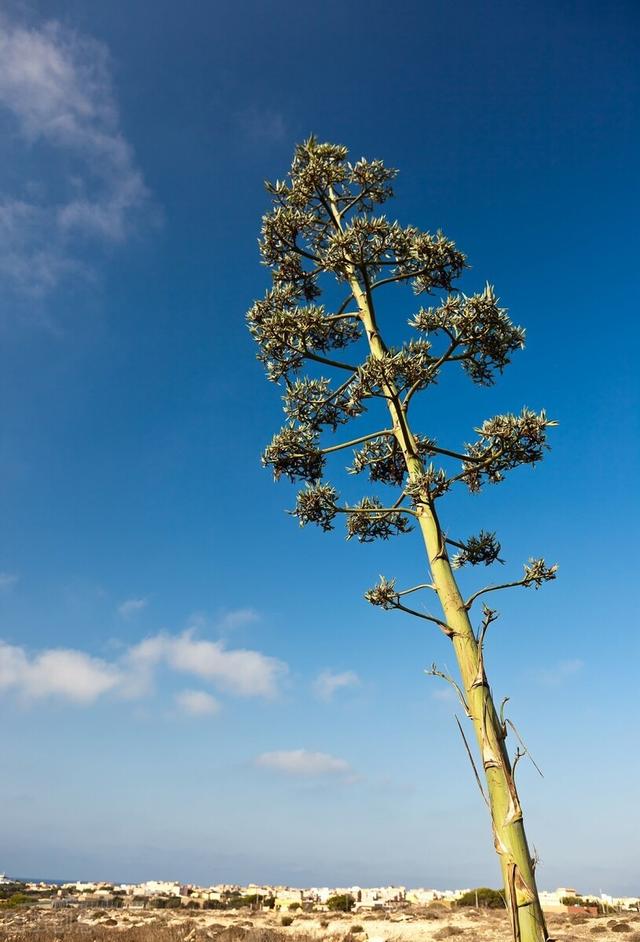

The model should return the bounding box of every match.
[364,576,399,609]
[292,483,339,531]
[522,558,558,588]
[345,498,413,543]
[262,424,324,482]
[452,531,503,568]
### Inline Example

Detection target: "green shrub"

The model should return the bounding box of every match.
[0,892,31,909]
[327,895,355,913]
[457,888,506,909]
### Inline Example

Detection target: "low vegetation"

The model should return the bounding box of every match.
[457,888,506,909]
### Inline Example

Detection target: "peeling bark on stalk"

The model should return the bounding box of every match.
[329,185,548,941]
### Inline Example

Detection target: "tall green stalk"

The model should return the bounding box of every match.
[248,138,557,942]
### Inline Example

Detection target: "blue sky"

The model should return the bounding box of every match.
[1,0,639,895]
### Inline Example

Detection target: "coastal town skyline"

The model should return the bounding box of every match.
[2,874,638,915]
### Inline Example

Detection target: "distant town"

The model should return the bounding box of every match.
[1,874,638,915]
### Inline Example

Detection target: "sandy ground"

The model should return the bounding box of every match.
[1,905,639,942]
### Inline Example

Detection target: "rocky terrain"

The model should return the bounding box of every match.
[2,906,640,942]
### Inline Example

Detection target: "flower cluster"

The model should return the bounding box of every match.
[348,434,436,486]
[292,482,339,530]
[410,285,525,385]
[352,340,436,398]
[247,287,361,382]
[522,558,558,588]
[364,576,398,609]
[462,408,556,492]
[451,531,502,568]
[345,498,413,543]
[283,378,364,431]
[405,464,451,502]
[269,140,397,215]
[262,425,323,482]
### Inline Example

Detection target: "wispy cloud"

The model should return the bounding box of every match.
[255,749,353,779]
[175,689,220,717]
[431,686,456,703]
[536,658,584,686]
[218,608,261,631]
[0,13,153,297]
[0,641,122,704]
[0,572,19,592]
[237,106,287,144]
[117,597,148,619]
[313,669,360,702]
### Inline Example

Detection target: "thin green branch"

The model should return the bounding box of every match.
[465,578,535,610]
[396,582,437,598]
[392,599,455,636]
[303,349,358,372]
[336,505,418,519]
[338,188,369,219]
[321,429,393,455]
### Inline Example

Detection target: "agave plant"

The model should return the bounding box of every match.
[248,137,557,942]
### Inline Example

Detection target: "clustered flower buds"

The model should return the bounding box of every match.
[345,498,412,543]
[452,531,502,568]
[522,558,558,588]
[348,435,436,486]
[364,576,399,609]
[262,425,323,482]
[247,287,361,383]
[411,285,525,386]
[322,218,466,289]
[292,483,339,531]
[283,378,364,431]
[351,341,436,400]
[405,464,451,501]
[462,408,556,492]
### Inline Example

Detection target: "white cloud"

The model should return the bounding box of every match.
[117,597,148,619]
[0,572,19,591]
[0,616,287,708]
[537,659,584,686]
[0,14,152,295]
[313,669,360,702]
[127,629,286,699]
[175,689,220,717]
[0,641,122,704]
[255,749,352,778]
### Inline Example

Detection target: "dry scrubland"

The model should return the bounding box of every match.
[2,906,640,942]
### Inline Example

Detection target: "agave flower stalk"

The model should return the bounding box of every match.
[248,138,557,942]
